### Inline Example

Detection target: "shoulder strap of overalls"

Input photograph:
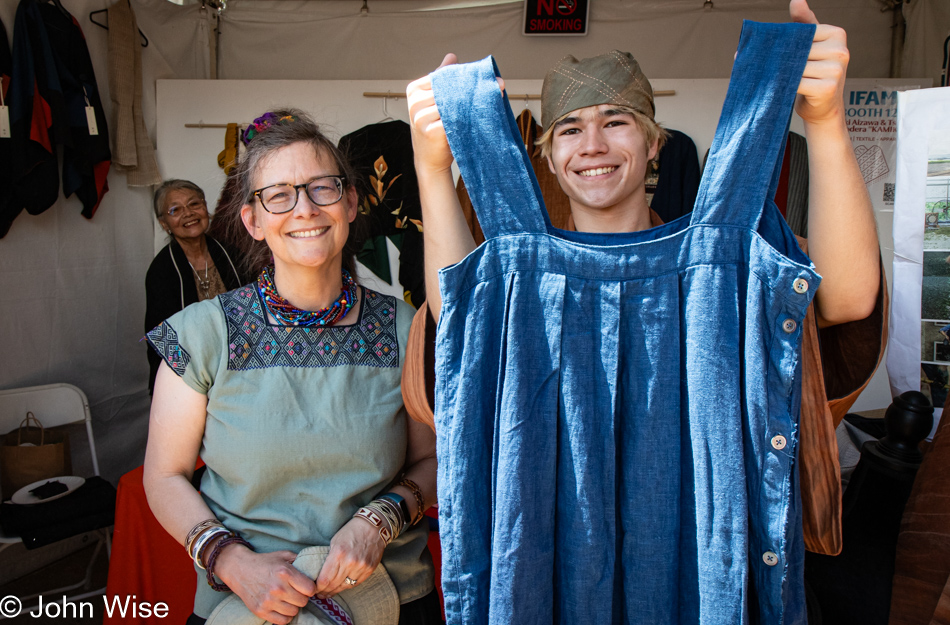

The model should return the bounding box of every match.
[432,57,550,239]
[690,21,816,229]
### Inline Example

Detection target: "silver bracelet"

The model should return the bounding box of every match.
[192,527,231,570]
[185,519,223,557]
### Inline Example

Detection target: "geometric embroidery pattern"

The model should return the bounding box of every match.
[146,321,192,376]
[309,596,354,625]
[221,285,399,371]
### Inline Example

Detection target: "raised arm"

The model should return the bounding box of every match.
[407,54,478,322]
[791,0,880,326]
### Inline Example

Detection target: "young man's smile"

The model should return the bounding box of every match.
[547,104,658,232]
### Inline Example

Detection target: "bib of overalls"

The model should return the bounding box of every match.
[431,21,817,625]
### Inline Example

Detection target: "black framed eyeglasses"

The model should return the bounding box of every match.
[252,176,347,214]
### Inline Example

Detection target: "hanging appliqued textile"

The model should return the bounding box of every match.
[432,21,818,624]
[339,120,426,306]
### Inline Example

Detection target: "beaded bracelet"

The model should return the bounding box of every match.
[354,505,393,546]
[397,478,426,525]
[205,534,253,592]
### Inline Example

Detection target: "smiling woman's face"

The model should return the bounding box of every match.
[159,188,210,243]
[241,142,357,276]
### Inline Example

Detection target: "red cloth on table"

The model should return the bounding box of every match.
[104,465,197,624]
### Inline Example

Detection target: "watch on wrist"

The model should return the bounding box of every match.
[382,492,411,526]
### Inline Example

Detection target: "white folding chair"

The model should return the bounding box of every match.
[0,383,111,610]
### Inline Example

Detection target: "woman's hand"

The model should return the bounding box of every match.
[790,0,849,127]
[213,545,316,625]
[313,517,387,598]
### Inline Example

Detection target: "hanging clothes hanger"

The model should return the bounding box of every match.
[378,93,395,123]
[34,0,71,19]
[89,0,149,47]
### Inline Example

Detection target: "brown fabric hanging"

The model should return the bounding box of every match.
[402,303,436,431]
[796,238,888,555]
[108,0,161,187]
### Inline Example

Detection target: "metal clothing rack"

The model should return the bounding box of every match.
[182,88,678,127]
[184,122,246,129]
[502,91,675,99]
[361,91,676,100]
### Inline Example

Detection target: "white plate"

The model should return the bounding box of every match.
[11,476,85,505]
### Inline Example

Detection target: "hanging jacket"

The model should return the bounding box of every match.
[0,17,14,238]
[3,0,111,238]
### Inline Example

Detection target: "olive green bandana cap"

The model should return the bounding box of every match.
[541,50,656,132]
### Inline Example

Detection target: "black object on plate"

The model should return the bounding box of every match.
[29,480,69,500]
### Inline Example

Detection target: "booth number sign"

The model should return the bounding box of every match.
[523,0,589,36]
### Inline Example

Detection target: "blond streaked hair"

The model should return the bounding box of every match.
[535,105,669,162]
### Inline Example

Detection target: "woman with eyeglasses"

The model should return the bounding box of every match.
[144,180,245,394]
[143,110,439,625]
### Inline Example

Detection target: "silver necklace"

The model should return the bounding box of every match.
[189,260,212,298]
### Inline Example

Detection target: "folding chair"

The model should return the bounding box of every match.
[0,383,112,610]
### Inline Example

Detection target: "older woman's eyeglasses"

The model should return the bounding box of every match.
[166,199,207,218]
[253,176,347,214]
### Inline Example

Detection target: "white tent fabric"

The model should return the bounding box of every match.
[217,0,894,80]
[0,0,918,483]
[902,0,950,88]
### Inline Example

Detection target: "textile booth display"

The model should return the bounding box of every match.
[0,0,915,494]
[0,0,946,622]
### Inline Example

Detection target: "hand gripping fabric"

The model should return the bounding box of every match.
[432,21,817,625]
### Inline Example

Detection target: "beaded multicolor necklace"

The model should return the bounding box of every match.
[257,265,357,327]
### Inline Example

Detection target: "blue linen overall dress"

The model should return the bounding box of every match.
[431,21,818,625]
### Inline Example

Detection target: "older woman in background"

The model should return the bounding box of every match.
[143,110,438,625]
[144,180,244,394]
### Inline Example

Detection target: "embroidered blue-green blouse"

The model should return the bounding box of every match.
[148,284,433,618]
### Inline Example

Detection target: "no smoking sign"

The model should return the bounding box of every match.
[523,0,589,36]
